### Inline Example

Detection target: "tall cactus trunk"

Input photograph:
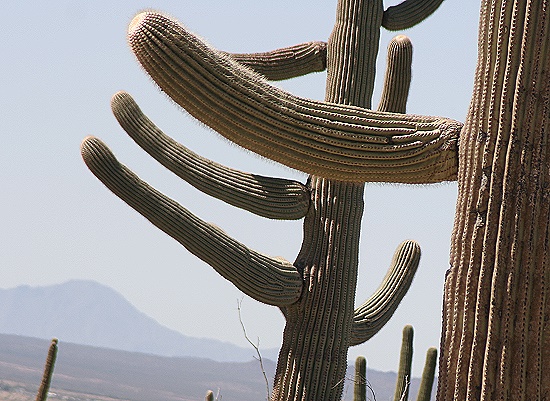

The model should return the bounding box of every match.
[273,179,365,400]
[271,2,381,399]
[438,0,550,400]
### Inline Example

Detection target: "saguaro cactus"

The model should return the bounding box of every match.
[352,327,437,401]
[438,0,550,400]
[394,325,413,401]
[81,0,460,399]
[36,338,58,401]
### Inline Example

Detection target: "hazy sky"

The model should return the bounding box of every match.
[2,1,479,376]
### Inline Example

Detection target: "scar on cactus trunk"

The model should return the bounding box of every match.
[81,0,458,400]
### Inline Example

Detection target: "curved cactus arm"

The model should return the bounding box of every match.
[350,240,420,346]
[377,35,412,114]
[226,41,327,81]
[80,137,303,307]
[415,347,437,401]
[382,0,445,31]
[111,91,310,220]
[127,12,460,184]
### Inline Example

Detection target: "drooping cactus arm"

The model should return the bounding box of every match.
[111,91,310,220]
[80,137,303,306]
[382,0,445,31]
[128,12,461,184]
[226,41,327,81]
[350,240,420,346]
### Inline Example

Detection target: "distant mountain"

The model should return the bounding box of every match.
[0,333,426,401]
[0,280,278,362]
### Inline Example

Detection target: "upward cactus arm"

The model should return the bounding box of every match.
[377,35,413,114]
[128,12,461,184]
[382,0,445,31]
[111,91,310,220]
[350,240,420,346]
[80,137,303,306]
[226,41,327,81]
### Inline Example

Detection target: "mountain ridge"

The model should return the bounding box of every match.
[0,279,278,362]
[0,333,425,401]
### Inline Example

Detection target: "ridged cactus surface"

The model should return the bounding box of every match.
[80,0,458,400]
[439,0,550,400]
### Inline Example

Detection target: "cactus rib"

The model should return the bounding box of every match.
[80,137,303,306]
[127,12,460,184]
[382,0,445,31]
[111,91,310,220]
[227,41,327,81]
[350,241,420,346]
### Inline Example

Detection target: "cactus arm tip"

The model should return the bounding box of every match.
[227,41,327,81]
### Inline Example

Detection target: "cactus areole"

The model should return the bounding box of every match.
[81,0,461,400]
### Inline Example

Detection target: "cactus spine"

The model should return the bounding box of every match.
[35,338,58,401]
[81,0,458,399]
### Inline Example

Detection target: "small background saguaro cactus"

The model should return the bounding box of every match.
[352,326,437,401]
[35,338,58,401]
[81,0,461,400]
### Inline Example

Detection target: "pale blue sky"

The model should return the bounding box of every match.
[1,1,479,375]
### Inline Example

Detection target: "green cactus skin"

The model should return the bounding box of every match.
[204,390,214,401]
[377,35,412,114]
[352,329,437,401]
[110,91,310,221]
[35,338,58,401]
[382,0,445,31]
[81,137,303,307]
[124,12,460,184]
[354,356,367,401]
[416,347,437,401]
[81,0,457,399]
[439,0,550,400]
[227,41,327,81]
[393,325,413,401]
